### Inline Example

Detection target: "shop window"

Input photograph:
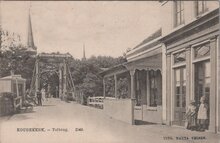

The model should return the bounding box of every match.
[174,67,186,108]
[149,71,162,107]
[174,51,186,64]
[174,1,184,27]
[194,43,210,59]
[195,0,208,17]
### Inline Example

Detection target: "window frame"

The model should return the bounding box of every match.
[174,66,186,108]
[174,1,184,27]
[195,0,208,17]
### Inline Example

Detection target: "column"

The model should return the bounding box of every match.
[128,76,131,98]
[146,70,150,106]
[210,37,217,132]
[103,78,106,98]
[130,70,135,125]
[162,44,167,123]
[185,47,191,109]
[114,74,117,98]
[63,59,67,100]
[35,59,39,91]
[166,53,172,125]
[217,36,220,132]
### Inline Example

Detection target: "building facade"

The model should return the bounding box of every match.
[100,0,219,134]
[160,1,219,133]
[100,29,164,125]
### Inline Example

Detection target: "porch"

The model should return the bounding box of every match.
[100,54,163,125]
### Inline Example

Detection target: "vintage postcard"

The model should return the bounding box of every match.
[0,1,219,143]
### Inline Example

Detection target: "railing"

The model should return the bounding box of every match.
[14,96,22,110]
[87,96,104,109]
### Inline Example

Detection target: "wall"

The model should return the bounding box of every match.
[134,105,162,123]
[0,80,11,93]
[161,1,219,37]
[103,99,132,124]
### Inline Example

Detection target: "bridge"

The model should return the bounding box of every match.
[30,53,75,100]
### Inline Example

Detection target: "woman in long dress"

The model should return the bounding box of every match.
[197,96,208,131]
[185,100,197,130]
[41,89,46,102]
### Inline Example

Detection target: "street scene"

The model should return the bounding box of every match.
[0,1,220,143]
[1,98,220,143]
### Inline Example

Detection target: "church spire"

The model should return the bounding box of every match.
[27,6,36,51]
[82,43,86,60]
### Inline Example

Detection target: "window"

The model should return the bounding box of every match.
[195,0,208,16]
[149,70,162,107]
[195,61,210,104]
[150,71,157,107]
[174,67,186,108]
[174,1,184,27]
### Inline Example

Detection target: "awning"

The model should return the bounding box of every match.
[124,53,162,71]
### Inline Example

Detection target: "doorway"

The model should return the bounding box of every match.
[173,67,186,126]
[194,60,210,129]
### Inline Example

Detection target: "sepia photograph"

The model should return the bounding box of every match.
[0,1,219,143]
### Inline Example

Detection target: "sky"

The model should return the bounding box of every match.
[1,1,161,59]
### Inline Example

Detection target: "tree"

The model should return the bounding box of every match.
[70,55,126,97]
[0,30,36,89]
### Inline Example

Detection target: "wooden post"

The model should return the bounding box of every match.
[146,70,150,106]
[59,64,63,99]
[130,70,135,125]
[63,59,67,100]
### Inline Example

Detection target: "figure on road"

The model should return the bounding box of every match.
[41,88,47,101]
[36,89,42,106]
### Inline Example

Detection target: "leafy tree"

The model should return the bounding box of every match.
[70,55,126,98]
[117,77,129,99]
[0,30,36,89]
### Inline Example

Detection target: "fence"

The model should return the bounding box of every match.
[87,97,116,109]
[87,96,104,109]
[14,96,22,110]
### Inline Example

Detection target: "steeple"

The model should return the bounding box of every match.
[27,6,36,51]
[82,43,86,60]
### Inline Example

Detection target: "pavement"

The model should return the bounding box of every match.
[0,98,219,143]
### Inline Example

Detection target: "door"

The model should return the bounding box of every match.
[173,67,186,126]
[195,60,210,129]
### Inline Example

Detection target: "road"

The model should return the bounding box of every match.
[0,98,219,143]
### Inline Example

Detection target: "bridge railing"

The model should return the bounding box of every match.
[14,96,22,110]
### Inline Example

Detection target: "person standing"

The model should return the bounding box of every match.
[197,96,208,131]
[41,88,47,102]
[185,100,197,131]
[36,89,42,106]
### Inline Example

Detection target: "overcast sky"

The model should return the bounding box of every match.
[1,1,161,59]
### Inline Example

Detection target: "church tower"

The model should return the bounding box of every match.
[82,43,86,61]
[27,7,37,53]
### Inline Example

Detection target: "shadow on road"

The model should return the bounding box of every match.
[135,120,157,125]
[41,105,56,107]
